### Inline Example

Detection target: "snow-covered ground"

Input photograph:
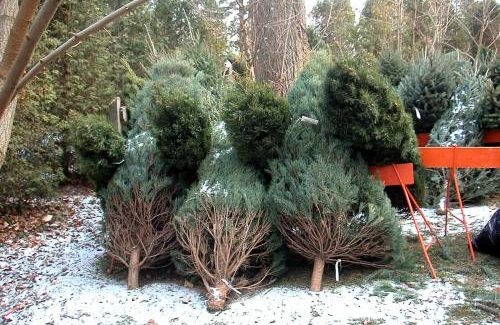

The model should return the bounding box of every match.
[0,190,498,325]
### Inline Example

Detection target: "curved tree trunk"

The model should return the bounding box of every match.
[127,247,141,289]
[310,256,325,292]
[250,0,309,96]
[0,0,18,170]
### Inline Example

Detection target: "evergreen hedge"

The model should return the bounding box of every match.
[66,113,125,190]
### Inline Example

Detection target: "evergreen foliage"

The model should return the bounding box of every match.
[479,57,500,130]
[323,54,420,166]
[66,113,125,189]
[223,81,291,170]
[428,68,500,204]
[0,102,64,213]
[287,50,332,120]
[130,56,211,175]
[378,51,408,87]
[105,131,178,287]
[268,124,410,274]
[174,132,283,309]
[148,87,211,174]
[398,54,459,133]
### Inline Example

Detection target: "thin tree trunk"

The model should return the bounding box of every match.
[0,0,18,170]
[207,281,229,311]
[310,256,325,292]
[127,247,141,289]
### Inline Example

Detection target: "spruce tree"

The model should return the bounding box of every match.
[105,132,177,289]
[398,54,459,134]
[174,124,283,311]
[428,67,500,204]
[268,123,408,291]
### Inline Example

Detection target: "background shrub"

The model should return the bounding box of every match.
[66,113,125,190]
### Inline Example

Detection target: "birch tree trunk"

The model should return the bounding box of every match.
[250,0,309,96]
[0,0,18,170]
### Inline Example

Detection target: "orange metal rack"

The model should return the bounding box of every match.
[370,143,500,278]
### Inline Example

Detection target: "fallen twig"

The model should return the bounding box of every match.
[474,302,500,318]
[1,301,29,321]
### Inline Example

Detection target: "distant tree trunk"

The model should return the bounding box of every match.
[237,0,254,79]
[0,0,18,170]
[250,0,309,96]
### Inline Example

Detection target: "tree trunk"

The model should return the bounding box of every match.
[0,0,18,170]
[250,0,309,96]
[127,247,141,289]
[310,256,325,292]
[206,281,229,312]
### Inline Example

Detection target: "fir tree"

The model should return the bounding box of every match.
[378,51,408,87]
[268,123,409,291]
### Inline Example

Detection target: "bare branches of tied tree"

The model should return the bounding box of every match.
[277,212,391,292]
[106,182,177,289]
[174,150,282,311]
[105,132,178,289]
[175,201,274,311]
[268,126,405,292]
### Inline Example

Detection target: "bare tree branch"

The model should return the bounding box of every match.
[0,0,61,121]
[15,0,151,94]
[0,0,41,79]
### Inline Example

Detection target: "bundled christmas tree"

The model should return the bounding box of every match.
[479,57,500,131]
[174,125,283,310]
[223,80,291,170]
[105,132,177,289]
[322,53,425,205]
[428,67,500,204]
[398,54,459,134]
[268,123,407,291]
[323,53,420,166]
[287,50,332,120]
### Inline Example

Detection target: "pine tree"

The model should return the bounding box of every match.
[268,123,408,291]
[174,124,283,311]
[223,81,291,170]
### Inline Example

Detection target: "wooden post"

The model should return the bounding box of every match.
[108,96,121,134]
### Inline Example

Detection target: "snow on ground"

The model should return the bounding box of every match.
[0,190,498,325]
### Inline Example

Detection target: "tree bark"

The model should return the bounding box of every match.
[127,247,141,289]
[206,281,229,312]
[310,256,325,292]
[0,0,18,170]
[250,0,309,96]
